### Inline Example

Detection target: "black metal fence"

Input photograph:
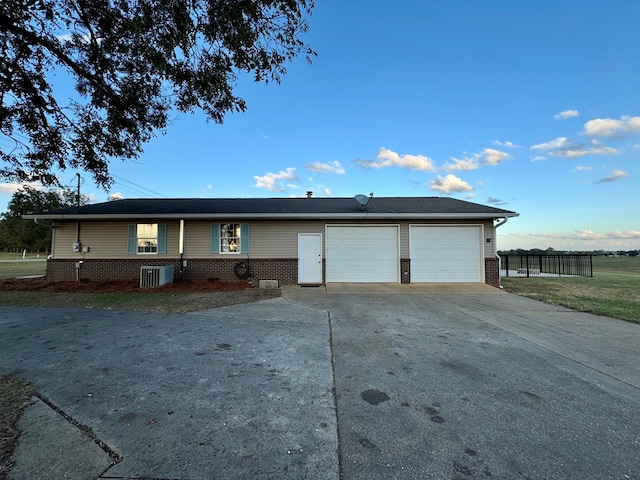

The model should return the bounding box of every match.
[501,255,593,278]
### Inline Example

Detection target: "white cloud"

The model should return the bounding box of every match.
[253,168,298,192]
[583,115,640,137]
[574,230,607,240]
[444,148,510,171]
[527,230,608,241]
[355,147,436,171]
[322,188,333,197]
[573,165,593,171]
[107,192,125,201]
[304,160,345,174]
[84,193,100,203]
[486,197,507,205]
[442,158,479,172]
[531,137,571,151]
[429,174,473,194]
[606,230,640,239]
[492,140,520,148]
[554,109,580,120]
[523,229,640,241]
[206,184,213,190]
[531,156,547,162]
[594,170,628,184]
[531,137,617,158]
[0,183,42,195]
[483,148,511,166]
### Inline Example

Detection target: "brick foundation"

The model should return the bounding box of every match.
[400,258,410,283]
[47,258,299,285]
[484,257,500,288]
[46,257,503,288]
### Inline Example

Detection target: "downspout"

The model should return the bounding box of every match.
[179,219,185,275]
[33,218,52,229]
[494,217,509,288]
[33,218,53,259]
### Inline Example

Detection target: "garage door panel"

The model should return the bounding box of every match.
[326,226,399,283]
[410,226,482,283]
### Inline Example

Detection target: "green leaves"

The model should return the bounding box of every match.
[0,0,315,188]
[0,185,86,252]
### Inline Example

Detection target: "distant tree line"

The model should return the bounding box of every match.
[0,186,88,253]
[499,248,639,257]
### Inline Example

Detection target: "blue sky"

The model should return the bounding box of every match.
[1,0,639,251]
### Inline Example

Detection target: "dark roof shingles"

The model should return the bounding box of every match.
[43,197,517,217]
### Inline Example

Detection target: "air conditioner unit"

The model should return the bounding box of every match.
[140,265,174,288]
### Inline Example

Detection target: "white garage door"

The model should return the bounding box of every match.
[410,226,483,282]
[326,225,399,282]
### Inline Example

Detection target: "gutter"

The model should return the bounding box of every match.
[23,212,520,221]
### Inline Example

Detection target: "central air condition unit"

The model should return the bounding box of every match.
[140,265,174,288]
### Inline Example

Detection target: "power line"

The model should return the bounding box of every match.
[111,175,168,198]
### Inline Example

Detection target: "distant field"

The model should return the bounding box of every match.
[501,256,640,323]
[0,253,47,279]
[590,255,640,274]
[0,252,46,261]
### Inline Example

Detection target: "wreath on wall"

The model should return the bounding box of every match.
[233,261,251,279]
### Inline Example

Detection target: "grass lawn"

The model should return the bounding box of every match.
[501,256,640,323]
[0,260,47,280]
[0,252,46,260]
[0,252,47,280]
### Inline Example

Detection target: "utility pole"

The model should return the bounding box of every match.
[76,173,81,212]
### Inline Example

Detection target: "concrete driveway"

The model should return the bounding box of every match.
[1,284,639,479]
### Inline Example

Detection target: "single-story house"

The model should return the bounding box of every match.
[24,196,518,287]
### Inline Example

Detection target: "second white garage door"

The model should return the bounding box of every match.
[326,225,399,282]
[410,225,483,282]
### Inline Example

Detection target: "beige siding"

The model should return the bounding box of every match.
[184,222,212,256]
[186,220,325,258]
[52,220,180,259]
[248,221,324,258]
[51,218,496,260]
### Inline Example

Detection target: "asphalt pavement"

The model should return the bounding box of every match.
[1,284,639,479]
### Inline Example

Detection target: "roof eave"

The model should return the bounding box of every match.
[24,212,519,221]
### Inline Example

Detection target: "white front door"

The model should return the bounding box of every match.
[298,233,323,284]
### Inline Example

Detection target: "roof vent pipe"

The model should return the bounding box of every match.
[306,191,313,198]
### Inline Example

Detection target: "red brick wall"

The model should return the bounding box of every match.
[47,256,502,287]
[400,258,411,283]
[47,258,299,285]
[484,257,500,288]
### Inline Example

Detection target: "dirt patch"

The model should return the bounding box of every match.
[0,278,281,313]
[0,277,251,294]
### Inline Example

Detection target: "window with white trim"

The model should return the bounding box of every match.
[137,223,158,254]
[220,223,240,253]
